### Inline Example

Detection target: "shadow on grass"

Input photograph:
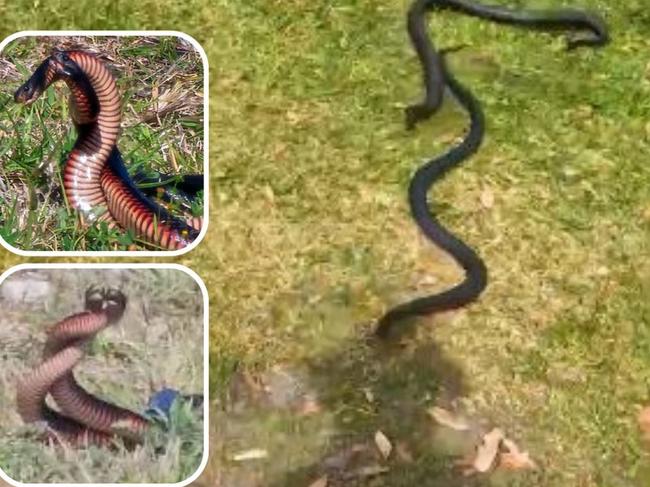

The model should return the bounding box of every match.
[280,326,495,487]
[214,313,494,487]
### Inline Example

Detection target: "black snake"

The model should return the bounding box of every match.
[376,0,609,337]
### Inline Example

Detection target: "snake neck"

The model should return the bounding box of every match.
[67,51,121,147]
[44,310,110,357]
[61,51,121,218]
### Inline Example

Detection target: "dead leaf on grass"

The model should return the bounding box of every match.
[638,406,650,441]
[308,476,328,487]
[473,428,504,473]
[480,187,495,209]
[232,448,268,461]
[498,438,537,471]
[427,406,471,431]
[374,430,392,460]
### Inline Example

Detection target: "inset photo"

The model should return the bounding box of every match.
[0,265,208,484]
[0,32,207,254]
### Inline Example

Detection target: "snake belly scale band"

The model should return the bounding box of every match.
[16,287,150,447]
[376,0,609,337]
[14,49,202,250]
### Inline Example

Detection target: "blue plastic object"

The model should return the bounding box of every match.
[145,388,181,422]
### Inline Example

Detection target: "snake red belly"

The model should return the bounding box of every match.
[14,49,202,250]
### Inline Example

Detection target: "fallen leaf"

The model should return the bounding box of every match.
[498,438,537,471]
[638,406,650,441]
[595,266,610,276]
[308,476,328,487]
[374,430,392,460]
[263,185,275,202]
[427,406,471,431]
[363,388,375,403]
[232,448,268,461]
[498,451,537,471]
[473,428,504,473]
[480,187,495,209]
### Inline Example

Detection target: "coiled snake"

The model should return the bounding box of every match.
[16,287,151,447]
[376,0,609,337]
[14,49,203,250]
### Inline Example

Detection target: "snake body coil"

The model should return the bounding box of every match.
[14,49,202,250]
[16,287,150,446]
[377,0,609,337]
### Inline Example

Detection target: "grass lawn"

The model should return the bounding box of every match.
[0,35,204,251]
[1,0,649,486]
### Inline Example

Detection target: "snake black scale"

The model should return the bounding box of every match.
[376,0,609,338]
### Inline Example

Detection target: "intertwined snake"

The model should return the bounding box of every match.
[14,49,203,250]
[16,287,151,447]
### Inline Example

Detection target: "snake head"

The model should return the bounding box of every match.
[50,49,79,78]
[84,285,105,313]
[103,287,127,323]
[14,49,79,105]
[83,286,127,322]
[14,81,38,104]
[14,57,52,104]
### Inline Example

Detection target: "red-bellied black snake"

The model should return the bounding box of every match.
[15,287,150,447]
[14,49,203,250]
